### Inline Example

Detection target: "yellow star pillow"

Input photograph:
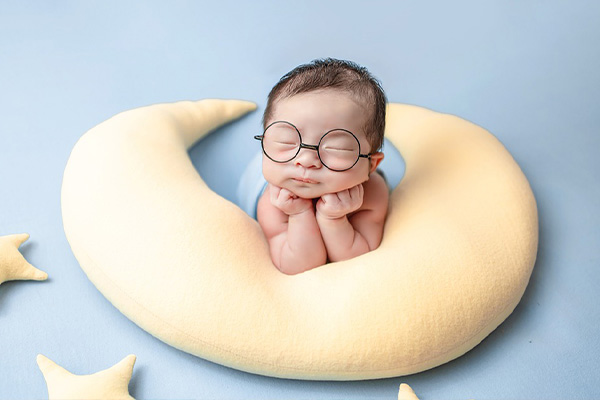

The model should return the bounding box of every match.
[398,384,420,400]
[0,233,47,285]
[36,354,136,400]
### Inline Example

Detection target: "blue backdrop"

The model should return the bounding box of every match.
[1,1,599,399]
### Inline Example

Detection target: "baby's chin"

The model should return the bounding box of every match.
[276,182,324,199]
[282,181,355,199]
[285,187,322,199]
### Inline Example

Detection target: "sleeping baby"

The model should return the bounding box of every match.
[255,58,389,275]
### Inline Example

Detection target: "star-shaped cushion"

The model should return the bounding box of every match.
[36,354,136,399]
[0,233,47,285]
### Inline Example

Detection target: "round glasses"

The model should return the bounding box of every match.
[254,121,372,172]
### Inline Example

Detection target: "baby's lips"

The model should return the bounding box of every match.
[293,177,319,184]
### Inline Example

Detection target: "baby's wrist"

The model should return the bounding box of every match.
[287,205,313,217]
[316,211,347,222]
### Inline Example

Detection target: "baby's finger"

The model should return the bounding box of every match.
[336,189,351,203]
[350,184,364,201]
[345,184,356,201]
[279,188,298,201]
[321,192,338,205]
[269,185,282,203]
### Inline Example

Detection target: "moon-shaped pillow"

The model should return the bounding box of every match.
[61,99,538,380]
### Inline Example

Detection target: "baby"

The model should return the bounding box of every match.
[255,58,389,275]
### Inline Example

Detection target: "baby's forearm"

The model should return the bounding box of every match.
[316,214,370,262]
[275,209,326,274]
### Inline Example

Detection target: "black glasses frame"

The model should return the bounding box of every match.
[254,120,372,172]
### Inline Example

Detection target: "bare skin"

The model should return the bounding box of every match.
[257,172,388,274]
[256,89,389,275]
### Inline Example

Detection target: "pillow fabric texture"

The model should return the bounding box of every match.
[61,99,538,380]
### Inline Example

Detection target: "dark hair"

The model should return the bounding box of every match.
[263,58,387,152]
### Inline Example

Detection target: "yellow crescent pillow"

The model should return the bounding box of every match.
[61,99,538,380]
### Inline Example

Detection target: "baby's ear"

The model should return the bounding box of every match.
[369,152,384,173]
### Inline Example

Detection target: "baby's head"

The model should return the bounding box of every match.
[259,58,387,199]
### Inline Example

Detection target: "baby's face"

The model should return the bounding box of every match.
[262,89,380,199]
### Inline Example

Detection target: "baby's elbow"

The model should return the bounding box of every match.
[366,229,385,252]
[276,259,325,276]
[276,251,327,275]
[276,264,305,276]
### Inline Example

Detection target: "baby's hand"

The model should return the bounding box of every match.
[316,184,364,220]
[269,185,313,216]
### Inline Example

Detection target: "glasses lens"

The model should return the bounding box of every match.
[263,122,300,162]
[319,130,360,171]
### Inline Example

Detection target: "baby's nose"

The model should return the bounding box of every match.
[295,146,321,168]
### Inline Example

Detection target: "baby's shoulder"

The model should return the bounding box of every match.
[360,171,389,212]
[363,170,388,195]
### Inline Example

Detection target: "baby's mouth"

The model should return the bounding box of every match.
[293,177,318,184]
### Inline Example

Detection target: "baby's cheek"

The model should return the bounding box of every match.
[262,163,282,186]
